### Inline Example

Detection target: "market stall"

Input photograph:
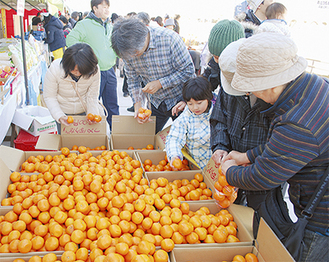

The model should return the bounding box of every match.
[0,0,62,144]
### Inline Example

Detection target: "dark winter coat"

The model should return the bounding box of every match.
[44,16,66,52]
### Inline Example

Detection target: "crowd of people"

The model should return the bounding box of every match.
[40,0,328,261]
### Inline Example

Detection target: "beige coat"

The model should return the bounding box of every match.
[43,59,103,122]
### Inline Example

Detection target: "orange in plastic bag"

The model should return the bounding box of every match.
[214,166,237,209]
[137,107,152,120]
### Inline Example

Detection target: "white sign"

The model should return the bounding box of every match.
[17,0,25,17]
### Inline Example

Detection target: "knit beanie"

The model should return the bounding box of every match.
[208,20,245,57]
[248,0,263,12]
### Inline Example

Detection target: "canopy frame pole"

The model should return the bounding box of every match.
[20,15,29,105]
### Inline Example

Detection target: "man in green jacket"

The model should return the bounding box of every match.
[66,0,118,128]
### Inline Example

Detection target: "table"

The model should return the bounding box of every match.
[0,60,47,144]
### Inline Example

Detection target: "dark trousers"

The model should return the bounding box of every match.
[122,74,128,95]
[151,101,180,134]
[100,68,119,128]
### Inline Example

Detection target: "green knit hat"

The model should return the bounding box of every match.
[208,20,245,57]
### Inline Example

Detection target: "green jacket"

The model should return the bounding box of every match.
[66,15,117,71]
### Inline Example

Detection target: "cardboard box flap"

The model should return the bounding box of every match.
[12,106,55,130]
[203,157,220,185]
[35,133,61,151]
[34,115,55,125]
[0,158,12,202]
[12,109,34,131]
[61,115,106,135]
[112,115,156,135]
[257,219,295,262]
[0,145,25,171]
[155,126,170,150]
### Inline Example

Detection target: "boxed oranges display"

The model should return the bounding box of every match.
[0,146,256,261]
[170,219,295,262]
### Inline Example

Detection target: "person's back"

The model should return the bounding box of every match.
[237,0,274,37]
[44,14,66,59]
[259,2,290,36]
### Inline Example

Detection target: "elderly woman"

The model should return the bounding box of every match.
[222,32,328,261]
[43,43,104,131]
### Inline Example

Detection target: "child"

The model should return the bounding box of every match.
[259,2,291,37]
[165,76,213,170]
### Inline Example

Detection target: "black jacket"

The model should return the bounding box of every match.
[44,16,66,52]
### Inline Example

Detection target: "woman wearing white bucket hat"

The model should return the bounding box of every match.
[222,32,329,261]
[210,38,272,207]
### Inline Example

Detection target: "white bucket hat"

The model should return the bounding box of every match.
[219,38,246,96]
[231,32,308,93]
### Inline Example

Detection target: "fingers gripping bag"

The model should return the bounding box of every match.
[214,165,238,208]
[137,89,152,120]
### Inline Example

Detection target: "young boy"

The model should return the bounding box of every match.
[166,76,213,170]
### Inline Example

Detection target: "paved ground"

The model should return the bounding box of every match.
[115,69,135,117]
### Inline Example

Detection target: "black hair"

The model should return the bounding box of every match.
[37,12,41,16]
[61,43,98,79]
[154,16,163,26]
[182,76,213,107]
[43,14,52,25]
[91,0,110,11]
[71,11,79,20]
[111,13,119,23]
[59,15,68,24]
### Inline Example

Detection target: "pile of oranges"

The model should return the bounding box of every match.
[223,252,259,262]
[69,146,107,152]
[137,108,152,120]
[127,144,154,151]
[0,148,240,262]
[142,157,190,172]
[213,167,237,209]
[67,114,103,125]
[148,173,213,201]
[87,114,102,123]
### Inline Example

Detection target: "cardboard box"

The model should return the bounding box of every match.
[174,202,254,248]
[0,146,137,206]
[170,218,295,262]
[35,116,110,152]
[145,170,215,204]
[136,151,201,173]
[0,145,62,172]
[110,115,169,151]
[12,106,57,136]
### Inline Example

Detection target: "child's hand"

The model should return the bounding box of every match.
[172,101,186,116]
[169,156,181,168]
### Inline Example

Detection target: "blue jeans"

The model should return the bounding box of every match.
[301,229,329,262]
[100,68,119,128]
[151,101,180,134]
